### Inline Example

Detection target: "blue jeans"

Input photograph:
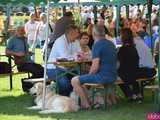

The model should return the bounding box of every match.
[47,67,73,96]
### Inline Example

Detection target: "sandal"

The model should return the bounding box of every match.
[93,103,104,109]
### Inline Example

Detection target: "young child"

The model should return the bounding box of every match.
[76,32,92,74]
[79,32,92,60]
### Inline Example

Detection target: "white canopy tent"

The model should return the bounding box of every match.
[58,0,99,3]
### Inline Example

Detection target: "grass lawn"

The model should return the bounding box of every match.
[0,46,156,120]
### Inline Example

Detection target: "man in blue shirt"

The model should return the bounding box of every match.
[6,26,44,79]
[71,25,117,109]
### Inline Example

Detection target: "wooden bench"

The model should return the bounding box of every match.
[145,85,159,90]
[145,85,160,112]
[22,78,52,86]
[84,76,157,109]
[0,53,31,90]
[0,71,30,90]
[23,78,45,83]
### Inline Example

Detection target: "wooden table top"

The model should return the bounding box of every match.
[47,60,92,68]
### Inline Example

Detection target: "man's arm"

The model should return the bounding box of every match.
[89,58,100,74]
[5,49,25,57]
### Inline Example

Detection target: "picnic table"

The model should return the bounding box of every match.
[47,60,92,93]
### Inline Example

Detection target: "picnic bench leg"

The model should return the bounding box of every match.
[55,69,58,94]
[154,89,160,112]
[91,88,96,109]
[140,82,144,97]
[8,57,12,90]
[140,78,155,98]
[27,72,30,78]
[9,73,13,90]
[104,86,108,109]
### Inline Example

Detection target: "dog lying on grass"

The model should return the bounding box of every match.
[28,82,79,114]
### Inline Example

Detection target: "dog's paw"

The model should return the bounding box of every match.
[39,110,54,114]
[39,109,66,114]
[27,106,42,110]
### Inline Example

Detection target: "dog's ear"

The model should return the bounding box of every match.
[48,83,56,92]
[36,83,43,95]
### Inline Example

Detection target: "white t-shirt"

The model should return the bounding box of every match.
[25,20,39,41]
[152,26,159,34]
[36,21,55,42]
[47,34,81,69]
[37,22,47,42]
[134,37,155,68]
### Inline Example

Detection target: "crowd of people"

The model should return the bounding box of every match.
[0,6,159,109]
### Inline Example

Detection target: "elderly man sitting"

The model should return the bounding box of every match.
[71,25,117,109]
[5,26,44,92]
[6,26,44,78]
[47,25,81,96]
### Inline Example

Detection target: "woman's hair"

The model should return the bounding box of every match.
[80,32,89,39]
[120,28,134,46]
[65,24,79,34]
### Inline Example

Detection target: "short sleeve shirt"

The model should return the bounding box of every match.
[47,34,81,69]
[6,36,33,63]
[92,39,117,82]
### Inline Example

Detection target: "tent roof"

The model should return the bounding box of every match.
[99,0,158,5]
[0,0,47,5]
[0,0,158,6]
[59,0,99,3]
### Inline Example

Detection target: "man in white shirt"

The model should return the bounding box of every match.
[47,25,81,96]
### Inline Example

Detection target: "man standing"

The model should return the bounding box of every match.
[25,12,39,47]
[48,11,74,49]
[25,12,39,61]
[47,25,81,96]
[71,25,117,109]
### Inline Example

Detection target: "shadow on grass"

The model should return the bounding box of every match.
[0,92,154,120]
[1,88,21,92]
[0,94,106,120]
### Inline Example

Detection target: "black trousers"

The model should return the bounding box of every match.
[119,82,140,98]
[137,67,156,78]
[17,63,44,78]
[119,67,156,98]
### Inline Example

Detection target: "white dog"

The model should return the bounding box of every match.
[28,82,79,114]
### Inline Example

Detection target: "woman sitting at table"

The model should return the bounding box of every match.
[118,28,142,103]
[78,32,92,74]
[79,32,91,60]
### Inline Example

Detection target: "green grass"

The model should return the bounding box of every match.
[0,46,156,120]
